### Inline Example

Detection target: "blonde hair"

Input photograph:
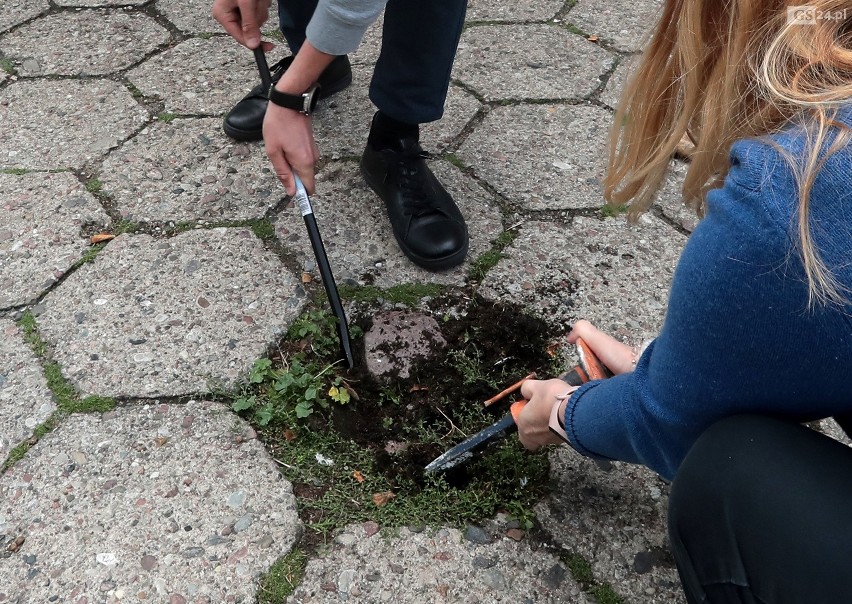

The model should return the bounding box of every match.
[604,0,852,305]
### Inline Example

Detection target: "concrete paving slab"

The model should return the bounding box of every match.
[454,24,614,101]
[537,450,683,604]
[36,228,307,398]
[600,57,635,109]
[155,0,221,33]
[288,524,591,603]
[479,215,685,338]
[466,0,564,21]
[457,104,612,211]
[99,118,279,223]
[0,0,48,33]
[0,11,169,77]
[0,400,300,604]
[274,161,503,288]
[128,37,258,116]
[349,13,383,67]
[0,79,148,170]
[0,319,55,462]
[53,0,147,6]
[314,74,481,158]
[0,172,111,309]
[567,0,663,52]
[655,161,696,233]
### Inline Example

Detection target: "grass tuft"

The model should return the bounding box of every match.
[562,553,625,604]
[0,58,17,75]
[1,168,30,175]
[600,203,629,218]
[158,112,178,123]
[258,550,309,603]
[85,178,103,194]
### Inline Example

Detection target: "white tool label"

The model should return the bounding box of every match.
[295,191,313,217]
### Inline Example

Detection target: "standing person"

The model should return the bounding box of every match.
[212,0,469,272]
[514,0,852,600]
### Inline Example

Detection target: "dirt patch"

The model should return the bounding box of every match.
[327,298,557,486]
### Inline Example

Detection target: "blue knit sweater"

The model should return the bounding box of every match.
[564,106,852,480]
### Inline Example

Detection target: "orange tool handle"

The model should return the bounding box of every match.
[510,400,527,423]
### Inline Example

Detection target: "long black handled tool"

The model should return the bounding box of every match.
[293,174,354,368]
[253,46,354,369]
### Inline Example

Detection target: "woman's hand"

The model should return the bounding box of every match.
[516,378,575,451]
[568,319,635,375]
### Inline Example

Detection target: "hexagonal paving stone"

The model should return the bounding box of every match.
[458,104,612,211]
[0,172,111,309]
[128,37,258,115]
[0,0,48,33]
[291,524,592,603]
[478,215,685,337]
[0,319,55,461]
[0,80,148,170]
[314,71,481,158]
[600,57,636,109]
[0,400,300,603]
[156,0,221,33]
[466,0,564,21]
[454,24,614,101]
[567,0,663,52]
[99,118,280,223]
[0,11,169,76]
[37,228,307,398]
[53,0,147,6]
[274,161,503,288]
[537,450,683,604]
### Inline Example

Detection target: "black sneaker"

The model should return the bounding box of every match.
[360,137,469,271]
[222,54,352,141]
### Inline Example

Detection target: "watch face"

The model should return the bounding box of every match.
[305,85,320,114]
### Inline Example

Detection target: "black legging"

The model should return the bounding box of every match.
[668,414,852,604]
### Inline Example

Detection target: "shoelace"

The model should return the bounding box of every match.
[392,147,438,218]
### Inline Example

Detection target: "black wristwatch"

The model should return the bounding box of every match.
[268,83,321,115]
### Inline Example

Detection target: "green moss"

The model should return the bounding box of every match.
[1,168,30,175]
[562,553,625,604]
[79,242,107,264]
[113,219,140,235]
[444,153,466,169]
[338,283,445,306]
[157,112,178,123]
[468,229,519,281]
[246,218,276,241]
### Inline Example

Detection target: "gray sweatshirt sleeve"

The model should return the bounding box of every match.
[305,0,387,56]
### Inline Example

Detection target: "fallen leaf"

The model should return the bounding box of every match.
[283,429,297,442]
[90,233,115,244]
[342,382,360,401]
[588,34,599,42]
[352,470,365,483]
[506,528,524,541]
[154,436,168,447]
[546,340,561,357]
[301,272,313,283]
[372,491,396,507]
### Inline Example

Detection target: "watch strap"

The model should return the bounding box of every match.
[268,83,320,115]
[548,386,579,443]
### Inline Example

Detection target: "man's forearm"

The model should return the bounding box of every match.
[275,41,335,94]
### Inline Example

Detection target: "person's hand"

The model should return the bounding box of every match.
[516,378,576,451]
[211,0,274,50]
[568,319,635,375]
[262,104,320,196]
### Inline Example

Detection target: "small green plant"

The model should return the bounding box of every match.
[1,168,29,175]
[600,203,629,218]
[0,58,17,74]
[113,219,140,235]
[79,242,107,265]
[562,553,625,604]
[257,550,308,603]
[85,178,103,194]
[158,112,178,123]
[197,32,215,39]
[246,218,276,241]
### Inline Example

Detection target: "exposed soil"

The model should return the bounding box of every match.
[324,297,557,487]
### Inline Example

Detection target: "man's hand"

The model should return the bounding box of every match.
[262,104,320,197]
[211,0,273,50]
[517,379,575,451]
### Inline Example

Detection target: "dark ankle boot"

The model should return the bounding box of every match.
[223,55,352,141]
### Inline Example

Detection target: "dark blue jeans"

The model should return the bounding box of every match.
[277,0,467,124]
[668,415,852,603]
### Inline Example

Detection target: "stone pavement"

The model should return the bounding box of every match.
[0,0,708,602]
